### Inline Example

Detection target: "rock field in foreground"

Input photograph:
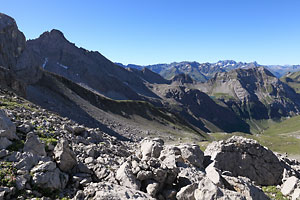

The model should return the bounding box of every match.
[1,88,300,200]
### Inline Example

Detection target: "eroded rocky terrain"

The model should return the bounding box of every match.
[1,88,300,200]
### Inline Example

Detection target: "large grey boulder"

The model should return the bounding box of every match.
[140,138,164,161]
[31,161,69,190]
[205,136,284,185]
[116,161,141,190]
[178,144,204,168]
[54,139,77,172]
[23,132,46,156]
[0,109,18,140]
[81,182,155,200]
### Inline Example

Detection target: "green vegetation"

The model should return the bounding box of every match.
[0,161,17,187]
[281,71,300,94]
[205,115,300,155]
[211,93,235,101]
[262,186,288,200]
[0,98,37,111]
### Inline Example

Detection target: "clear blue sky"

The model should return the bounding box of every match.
[2,0,300,65]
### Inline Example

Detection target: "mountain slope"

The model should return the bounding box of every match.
[281,71,300,94]
[26,30,159,100]
[27,70,206,141]
[198,67,300,120]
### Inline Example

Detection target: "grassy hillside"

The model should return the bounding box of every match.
[281,71,300,94]
[205,115,300,155]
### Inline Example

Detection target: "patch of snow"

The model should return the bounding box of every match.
[57,62,69,69]
[42,58,48,69]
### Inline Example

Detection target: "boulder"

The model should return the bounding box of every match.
[140,138,164,161]
[82,182,155,200]
[14,151,40,170]
[159,145,181,169]
[0,191,4,200]
[0,149,8,158]
[116,161,141,190]
[31,161,69,190]
[176,183,197,200]
[205,162,223,187]
[194,177,247,200]
[177,166,205,188]
[0,109,18,140]
[178,144,204,168]
[205,136,283,185]
[15,175,28,190]
[23,132,46,156]
[0,137,12,149]
[223,175,270,200]
[53,139,77,172]
[145,179,160,197]
[281,176,299,196]
[137,170,153,181]
[292,188,300,200]
[17,123,32,134]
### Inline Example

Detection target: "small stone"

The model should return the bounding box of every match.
[281,176,299,196]
[23,132,46,156]
[146,179,160,197]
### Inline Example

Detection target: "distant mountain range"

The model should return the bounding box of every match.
[117,61,300,82]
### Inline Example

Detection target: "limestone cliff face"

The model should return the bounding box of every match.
[199,67,300,119]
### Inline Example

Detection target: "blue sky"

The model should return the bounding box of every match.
[2,0,300,65]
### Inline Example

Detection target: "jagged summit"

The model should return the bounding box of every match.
[36,29,68,43]
[0,13,17,30]
[171,73,194,84]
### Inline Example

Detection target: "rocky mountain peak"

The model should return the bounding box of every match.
[171,73,194,84]
[0,13,16,31]
[38,29,68,42]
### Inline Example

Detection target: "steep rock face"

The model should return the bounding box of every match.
[0,13,25,69]
[199,67,300,119]
[0,13,41,93]
[160,86,250,133]
[26,30,158,100]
